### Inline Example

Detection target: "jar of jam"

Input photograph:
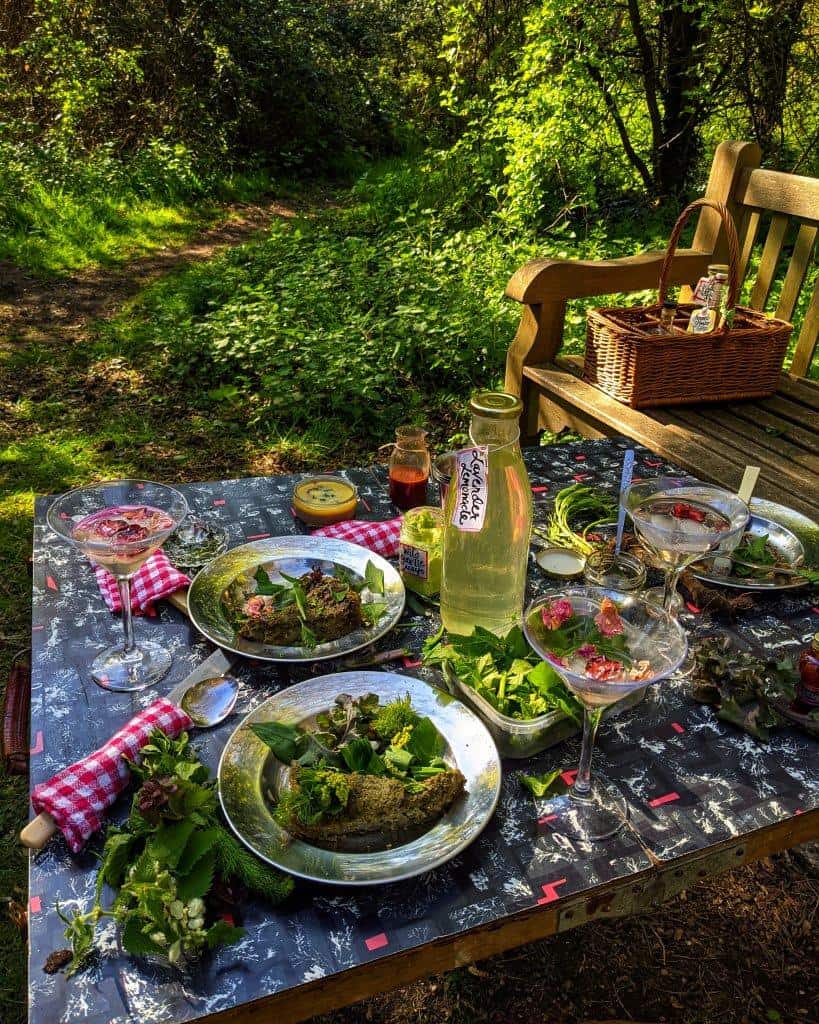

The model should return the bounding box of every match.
[794,632,819,714]
[388,426,430,510]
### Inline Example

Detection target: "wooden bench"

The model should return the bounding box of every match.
[504,141,819,519]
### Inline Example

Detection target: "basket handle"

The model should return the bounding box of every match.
[658,199,741,328]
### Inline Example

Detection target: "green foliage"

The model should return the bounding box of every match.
[59,729,292,976]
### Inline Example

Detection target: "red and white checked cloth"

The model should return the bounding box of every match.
[310,517,402,559]
[95,551,190,614]
[31,698,193,852]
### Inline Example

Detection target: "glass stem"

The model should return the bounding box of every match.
[117,577,135,653]
[572,706,603,799]
[662,565,684,610]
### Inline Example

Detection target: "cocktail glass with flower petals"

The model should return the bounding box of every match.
[47,480,188,692]
[623,477,748,615]
[524,588,687,842]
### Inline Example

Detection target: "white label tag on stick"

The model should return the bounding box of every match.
[451,446,489,532]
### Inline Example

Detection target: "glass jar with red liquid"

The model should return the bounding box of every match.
[388,426,430,510]
[794,632,819,714]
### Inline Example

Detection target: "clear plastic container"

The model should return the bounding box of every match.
[441,663,645,758]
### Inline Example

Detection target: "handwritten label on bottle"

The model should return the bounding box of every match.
[399,543,429,580]
[451,446,489,532]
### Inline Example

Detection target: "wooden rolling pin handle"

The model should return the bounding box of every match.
[165,587,189,616]
[20,812,58,850]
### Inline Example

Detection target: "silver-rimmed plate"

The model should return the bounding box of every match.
[217,671,502,885]
[187,536,405,662]
[691,499,817,591]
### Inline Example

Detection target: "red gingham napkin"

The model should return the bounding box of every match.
[95,550,190,613]
[310,517,402,558]
[31,698,193,852]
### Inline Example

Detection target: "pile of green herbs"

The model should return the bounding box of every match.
[422,626,581,723]
[691,636,816,742]
[731,533,819,586]
[536,484,618,556]
[59,730,292,976]
[251,692,449,826]
[248,560,387,649]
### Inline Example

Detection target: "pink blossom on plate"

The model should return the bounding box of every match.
[243,595,267,618]
[594,597,624,636]
[541,599,573,630]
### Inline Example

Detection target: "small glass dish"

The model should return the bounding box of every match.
[583,548,646,592]
[292,475,358,526]
[163,517,230,572]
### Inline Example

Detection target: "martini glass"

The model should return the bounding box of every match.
[623,477,748,615]
[524,588,687,842]
[47,480,188,692]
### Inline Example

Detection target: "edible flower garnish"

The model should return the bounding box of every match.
[541,599,573,630]
[672,502,705,522]
[585,655,625,681]
[594,597,624,637]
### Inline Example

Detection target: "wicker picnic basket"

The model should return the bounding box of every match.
[582,199,793,409]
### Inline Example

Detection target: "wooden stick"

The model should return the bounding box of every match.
[164,588,189,616]
[20,812,57,850]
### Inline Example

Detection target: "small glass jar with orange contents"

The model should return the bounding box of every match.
[292,475,358,526]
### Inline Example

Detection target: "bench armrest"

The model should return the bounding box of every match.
[506,249,711,304]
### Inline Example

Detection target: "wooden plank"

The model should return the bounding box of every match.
[778,370,819,409]
[505,250,710,304]
[522,367,818,517]
[736,166,819,223]
[757,394,819,433]
[775,222,817,322]
[201,807,819,1023]
[749,214,790,310]
[737,208,762,286]
[658,406,819,481]
[790,273,819,377]
[726,401,819,453]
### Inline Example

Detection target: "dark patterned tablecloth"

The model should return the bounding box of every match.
[27,440,819,1024]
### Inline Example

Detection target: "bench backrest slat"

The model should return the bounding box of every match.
[790,276,819,377]
[776,223,818,323]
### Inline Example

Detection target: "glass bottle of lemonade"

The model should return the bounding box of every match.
[440,391,533,636]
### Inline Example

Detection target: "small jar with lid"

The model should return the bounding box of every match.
[583,547,647,592]
[399,506,442,597]
[388,426,431,510]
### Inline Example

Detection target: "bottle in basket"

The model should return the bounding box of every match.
[440,391,533,636]
[687,264,728,334]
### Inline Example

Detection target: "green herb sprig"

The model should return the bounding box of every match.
[537,484,617,556]
[58,730,293,976]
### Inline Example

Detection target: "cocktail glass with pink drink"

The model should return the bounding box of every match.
[48,480,188,692]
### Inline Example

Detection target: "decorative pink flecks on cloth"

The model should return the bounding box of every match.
[94,551,190,613]
[31,698,193,852]
[310,517,403,559]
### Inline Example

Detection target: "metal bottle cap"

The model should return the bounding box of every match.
[468,391,523,420]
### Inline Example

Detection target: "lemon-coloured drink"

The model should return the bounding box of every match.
[440,392,533,636]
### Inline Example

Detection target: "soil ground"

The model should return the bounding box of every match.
[1,202,817,1024]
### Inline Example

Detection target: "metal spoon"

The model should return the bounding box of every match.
[178,675,239,728]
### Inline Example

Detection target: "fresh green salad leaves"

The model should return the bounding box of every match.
[423,626,581,723]
[519,770,562,798]
[58,730,293,977]
[253,692,450,826]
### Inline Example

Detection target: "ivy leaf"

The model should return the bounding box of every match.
[177,849,216,901]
